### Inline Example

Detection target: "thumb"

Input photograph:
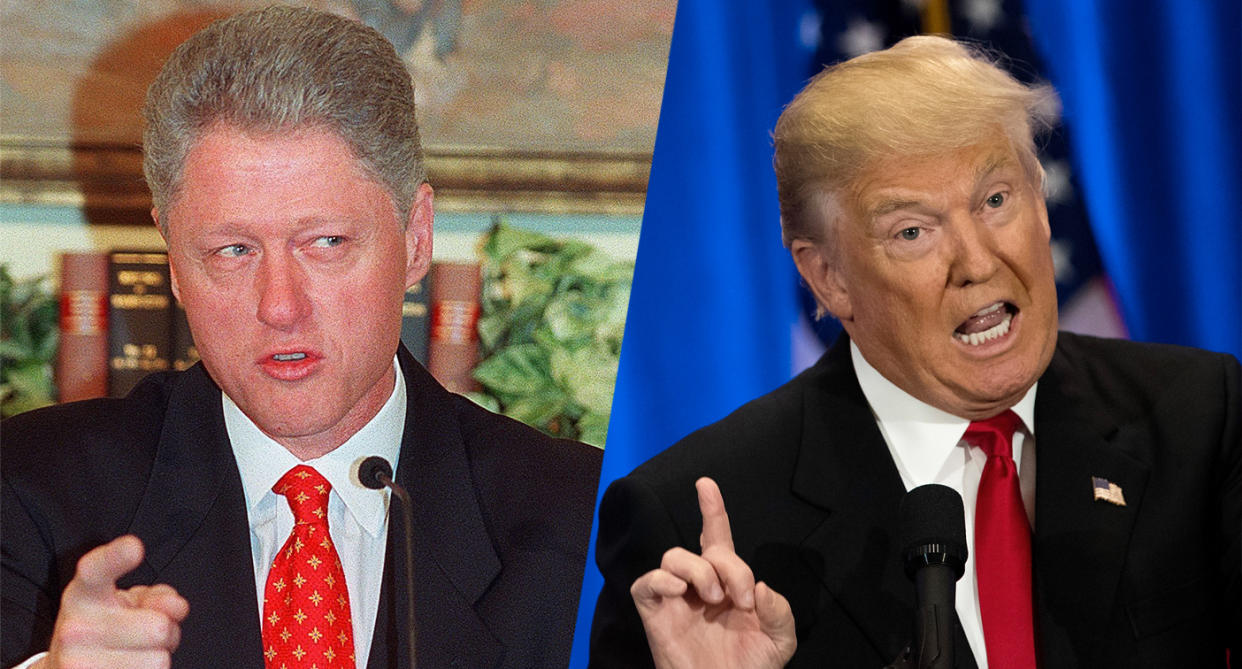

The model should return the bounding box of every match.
[754,582,797,659]
[74,535,145,599]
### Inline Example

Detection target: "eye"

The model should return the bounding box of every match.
[217,243,252,257]
[897,227,921,241]
[311,236,345,248]
[985,191,1007,208]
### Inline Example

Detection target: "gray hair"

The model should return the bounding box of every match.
[773,35,1057,250]
[143,5,424,230]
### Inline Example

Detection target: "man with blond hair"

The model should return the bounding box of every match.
[2,6,601,668]
[590,35,1240,668]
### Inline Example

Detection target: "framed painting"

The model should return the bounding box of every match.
[0,0,674,221]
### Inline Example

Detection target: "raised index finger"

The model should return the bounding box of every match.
[695,477,734,553]
[75,535,145,597]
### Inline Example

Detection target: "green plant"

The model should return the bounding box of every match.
[1,265,58,417]
[468,220,632,448]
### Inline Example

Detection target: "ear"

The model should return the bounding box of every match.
[790,239,853,322]
[1036,191,1051,240]
[153,208,182,302]
[403,182,434,288]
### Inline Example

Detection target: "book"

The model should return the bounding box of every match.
[107,250,173,397]
[55,252,110,402]
[427,262,481,394]
[171,300,200,371]
[399,275,432,364]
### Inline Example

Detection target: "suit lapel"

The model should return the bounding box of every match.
[368,349,504,668]
[123,364,265,667]
[790,340,978,666]
[1032,340,1150,663]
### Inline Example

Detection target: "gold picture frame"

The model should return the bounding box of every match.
[0,0,672,220]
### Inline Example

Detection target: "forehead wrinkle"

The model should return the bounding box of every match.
[850,143,1022,227]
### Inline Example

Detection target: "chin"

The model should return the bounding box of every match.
[964,372,1036,409]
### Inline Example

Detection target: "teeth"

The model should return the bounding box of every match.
[970,302,1005,318]
[954,312,1012,346]
[273,352,307,361]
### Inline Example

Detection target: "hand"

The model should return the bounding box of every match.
[37,535,189,669]
[630,477,796,669]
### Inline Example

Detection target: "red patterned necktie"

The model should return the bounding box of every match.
[968,410,1037,668]
[262,465,355,668]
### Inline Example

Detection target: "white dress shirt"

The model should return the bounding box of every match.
[226,357,406,669]
[850,341,1037,669]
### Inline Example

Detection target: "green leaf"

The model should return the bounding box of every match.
[483,221,560,261]
[1,361,55,417]
[0,265,56,416]
[544,292,601,343]
[463,391,501,413]
[505,392,571,433]
[472,343,551,395]
[551,346,618,415]
[470,224,631,443]
[575,412,610,449]
[477,312,511,351]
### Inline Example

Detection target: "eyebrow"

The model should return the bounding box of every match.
[974,153,1015,183]
[870,198,927,218]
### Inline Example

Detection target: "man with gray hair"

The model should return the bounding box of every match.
[2,6,601,668]
[590,35,1239,668]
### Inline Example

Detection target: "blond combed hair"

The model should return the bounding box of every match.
[773,35,1057,248]
[143,5,424,229]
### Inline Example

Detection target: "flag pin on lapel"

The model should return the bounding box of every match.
[1092,476,1126,506]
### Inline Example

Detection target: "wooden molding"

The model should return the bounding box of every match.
[0,138,651,221]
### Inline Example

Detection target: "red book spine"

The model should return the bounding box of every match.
[56,252,109,402]
[427,262,481,394]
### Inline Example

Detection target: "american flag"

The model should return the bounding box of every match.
[1091,476,1127,506]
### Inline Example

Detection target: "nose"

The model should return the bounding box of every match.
[256,251,311,329]
[946,215,1001,287]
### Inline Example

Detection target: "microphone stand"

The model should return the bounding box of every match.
[358,456,417,669]
[378,468,417,669]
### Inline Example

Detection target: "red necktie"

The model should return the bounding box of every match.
[262,465,355,668]
[968,410,1037,668]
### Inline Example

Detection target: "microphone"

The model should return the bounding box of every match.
[357,456,416,669]
[897,484,968,669]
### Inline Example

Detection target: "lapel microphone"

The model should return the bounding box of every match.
[358,455,416,669]
[889,484,968,669]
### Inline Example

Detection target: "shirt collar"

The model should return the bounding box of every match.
[850,340,1036,482]
[225,356,407,539]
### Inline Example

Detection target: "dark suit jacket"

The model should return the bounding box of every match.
[590,332,1240,668]
[2,346,603,668]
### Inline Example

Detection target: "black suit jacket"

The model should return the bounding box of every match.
[590,332,1240,668]
[2,346,603,668]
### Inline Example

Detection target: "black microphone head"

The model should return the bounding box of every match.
[357,456,394,490]
[899,484,968,581]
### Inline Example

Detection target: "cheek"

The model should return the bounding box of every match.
[330,262,406,324]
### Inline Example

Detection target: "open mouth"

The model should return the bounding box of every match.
[272,352,308,362]
[258,350,321,381]
[953,301,1015,346]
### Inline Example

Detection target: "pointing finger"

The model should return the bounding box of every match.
[696,477,734,554]
[74,535,145,597]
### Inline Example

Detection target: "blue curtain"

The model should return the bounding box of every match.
[566,1,816,665]
[1025,0,1242,358]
